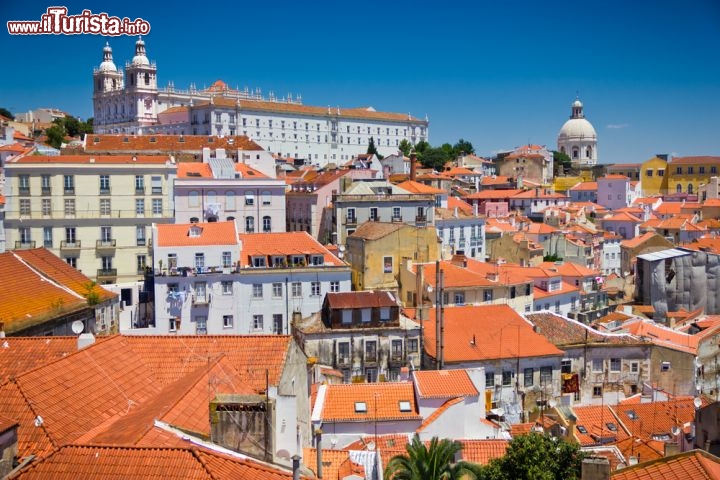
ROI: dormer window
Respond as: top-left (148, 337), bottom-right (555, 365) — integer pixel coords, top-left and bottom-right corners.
top-left (310, 255), bottom-right (324, 266)
top-left (272, 256), bottom-right (286, 267)
top-left (252, 256), bottom-right (266, 268)
top-left (380, 307), bottom-right (391, 321)
top-left (399, 401), bottom-right (411, 412)
top-left (291, 255), bottom-right (305, 266)
top-left (354, 402), bottom-right (367, 413)
top-left (189, 226), bottom-right (202, 237)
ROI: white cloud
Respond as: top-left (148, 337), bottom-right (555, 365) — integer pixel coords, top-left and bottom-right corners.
top-left (606, 123), bottom-right (630, 129)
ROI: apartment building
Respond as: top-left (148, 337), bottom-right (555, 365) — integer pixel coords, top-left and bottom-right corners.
top-left (3, 153), bottom-right (176, 283)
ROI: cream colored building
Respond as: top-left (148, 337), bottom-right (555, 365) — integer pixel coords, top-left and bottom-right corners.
top-left (3, 153), bottom-right (176, 283)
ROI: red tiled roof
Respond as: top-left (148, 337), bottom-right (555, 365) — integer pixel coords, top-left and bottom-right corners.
top-left (156, 222), bottom-right (238, 247)
top-left (570, 181), bottom-right (598, 191)
top-left (458, 439), bottom-right (509, 465)
top-left (413, 370), bottom-right (479, 398)
top-left (572, 404), bottom-right (629, 446)
top-left (303, 448), bottom-right (365, 480)
top-left (396, 180), bottom-right (445, 194)
top-left (465, 189), bottom-right (522, 200)
top-left (0, 337), bottom-right (83, 383)
top-left (614, 398), bottom-right (700, 444)
top-left (620, 232), bottom-right (666, 249)
top-left (11, 444), bottom-right (296, 479)
top-left (511, 190), bottom-right (568, 199)
top-left (238, 232), bottom-right (345, 267)
top-left (610, 449), bottom-right (720, 479)
top-left (318, 382), bottom-right (421, 422)
top-left (412, 305), bottom-right (564, 362)
top-left (600, 174), bottom-right (631, 180)
top-left (670, 156), bottom-right (720, 165)
top-left (86, 134), bottom-right (264, 152)
top-left (325, 291), bottom-right (397, 309)
top-left (525, 312), bottom-right (641, 347)
top-left (177, 161), bottom-right (268, 179)
top-left (481, 175), bottom-right (511, 185)
top-left (446, 196), bottom-right (474, 215)
top-left (197, 96), bottom-right (426, 123)
top-left (533, 281), bottom-right (580, 299)
top-left (602, 212), bottom-right (642, 223)
top-left (0, 249), bottom-right (117, 334)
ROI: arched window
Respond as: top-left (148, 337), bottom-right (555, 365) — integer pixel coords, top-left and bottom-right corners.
top-left (560, 146), bottom-right (566, 154)
top-left (245, 216), bottom-right (255, 233)
top-left (572, 147), bottom-right (579, 159)
top-left (190, 217), bottom-right (199, 223)
top-left (189, 191), bottom-right (199, 207)
top-left (586, 146), bottom-right (592, 158)
top-left (676, 184), bottom-right (682, 193)
top-left (263, 216), bottom-right (272, 233)
top-left (688, 184), bottom-right (694, 194)
top-left (206, 190), bottom-right (217, 205)
top-left (144, 72), bottom-right (150, 85)
top-left (226, 216), bottom-right (235, 221)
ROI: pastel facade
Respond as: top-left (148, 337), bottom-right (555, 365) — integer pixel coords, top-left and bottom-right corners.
top-left (3, 153), bottom-right (176, 284)
top-left (640, 156), bottom-right (669, 196)
top-left (597, 175), bottom-right (631, 211)
top-left (668, 156), bottom-right (720, 195)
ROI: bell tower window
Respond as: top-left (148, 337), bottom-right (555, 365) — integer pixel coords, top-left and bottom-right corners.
top-left (144, 72), bottom-right (150, 85)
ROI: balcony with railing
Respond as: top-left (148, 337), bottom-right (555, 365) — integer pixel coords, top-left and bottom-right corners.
top-left (99, 187), bottom-right (111, 195)
top-left (64, 187), bottom-right (75, 195)
top-left (135, 186), bottom-right (145, 195)
top-left (415, 214), bottom-right (427, 224)
top-left (97, 268), bottom-right (117, 281)
top-left (391, 215), bottom-right (403, 222)
top-left (96, 239), bottom-right (117, 251)
top-left (192, 293), bottom-right (212, 307)
top-left (60, 240), bottom-right (81, 251)
top-left (15, 240), bottom-right (36, 250)
top-left (19, 187), bottom-right (30, 196)
top-left (336, 355), bottom-right (351, 368)
top-left (364, 351), bottom-right (378, 365)
top-left (41, 187), bottom-right (51, 196)
top-left (389, 352), bottom-right (405, 366)
top-left (345, 215), bottom-right (357, 226)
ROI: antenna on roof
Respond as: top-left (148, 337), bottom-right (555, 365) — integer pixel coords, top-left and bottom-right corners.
top-left (71, 320), bottom-right (84, 335)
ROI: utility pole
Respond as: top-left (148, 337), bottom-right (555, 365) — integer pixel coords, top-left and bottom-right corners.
top-left (435, 261), bottom-right (444, 370)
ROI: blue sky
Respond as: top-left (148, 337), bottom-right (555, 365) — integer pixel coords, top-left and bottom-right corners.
top-left (1, 0), bottom-right (719, 163)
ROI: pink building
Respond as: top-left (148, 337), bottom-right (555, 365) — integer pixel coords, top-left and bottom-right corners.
top-left (597, 174), bottom-right (631, 211)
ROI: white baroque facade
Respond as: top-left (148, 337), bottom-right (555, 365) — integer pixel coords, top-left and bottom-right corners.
top-left (557, 97), bottom-right (598, 166)
top-left (93, 39), bottom-right (428, 165)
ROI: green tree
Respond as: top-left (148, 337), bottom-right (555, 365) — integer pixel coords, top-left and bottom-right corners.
top-left (481, 433), bottom-right (584, 480)
top-left (367, 136), bottom-right (383, 160)
top-left (398, 139), bottom-right (412, 156)
top-left (385, 434), bottom-right (484, 480)
top-left (45, 124), bottom-right (66, 149)
top-left (453, 138), bottom-right (475, 156)
top-left (543, 253), bottom-right (563, 262)
top-left (0, 107), bottom-right (14, 120)
top-left (553, 150), bottom-right (572, 175)
top-left (419, 146), bottom-right (451, 171)
top-left (413, 140), bottom-right (430, 155)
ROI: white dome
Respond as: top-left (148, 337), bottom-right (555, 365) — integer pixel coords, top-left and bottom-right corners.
top-left (98, 59), bottom-right (117, 72)
top-left (558, 118), bottom-right (596, 140)
top-left (572, 99), bottom-right (583, 108)
top-left (131, 54), bottom-right (149, 66)
top-left (131, 37), bottom-right (149, 66)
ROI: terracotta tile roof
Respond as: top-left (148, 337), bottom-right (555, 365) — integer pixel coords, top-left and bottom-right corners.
top-left (396, 180), bottom-right (445, 194)
top-left (610, 449), bottom-right (720, 479)
top-left (509, 423), bottom-right (535, 436)
top-left (0, 142), bottom-right (30, 152)
top-left (465, 189), bottom-right (522, 200)
top-left (416, 397), bottom-right (464, 432)
top-left (525, 223), bottom-right (559, 234)
top-left (570, 181), bottom-right (598, 191)
top-left (633, 197), bottom-right (661, 206)
top-left (612, 436), bottom-right (664, 464)
top-left (525, 312), bottom-right (641, 347)
top-left (533, 281), bottom-right (580, 299)
top-left (0, 414), bottom-right (18, 434)
top-left (670, 155), bottom-right (720, 165)
top-left (446, 196), bottom-right (474, 215)
top-left (318, 382), bottom-right (421, 422)
top-left (198, 96), bottom-right (426, 123)
top-left (156, 221), bottom-right (239, 247)
top-left (600, 174), bottom-right (631, 180)
top-left (0, 336), bottom-right (82, 383)
top-left (86, 134), bottom-right (263, 152)
top-left (480, 175), bottom-right (511, 185)
top-left (8, 154), bottom-right (172, 165)
top-left (685, 237), bottom-right (720, 254)
top-left (347, 221), bottom-right (405, 240)
top-left (511, 190), bottom-right (568, 199)
top-left (0, 249), bottom-right (117, 334)
top-left (177, 161), bottom-right (268, 179)
top-left (11, 444), bottom-right (296, 479)
top-left (418, 261), bottom-right (495, 288)
top-left (622, 320), bottom-right (697, 354)
top-left (613, 398), bottom-right (699, 444)
top-left (620, 232), bottom-right (663, 249)
top-left (416, 172), bottom-right (452, 181)
top-left (303, 448), bottom-right (365, 479)
top-left (325, 291), bottom-right (397, 309)
top-left (444, 167), bottom-right (479, 177)
top-left (344, 433), bottom-right (411, 457)
top-left (602, 212), bottom-right (643, 223)
top-left (134, 425), bottom-right (192, 448)
top-left (413, 370), bottom-right (479, 398)
top-left (412, 305), bottom-right (564, 363)
top-left (571, 404), bottom-right (629, 446)
top-left (458, 439), bottom-right (509, 465)
top-left (239, 232), bottom-right (345, 267)
top-left (655, 203), bottom-right (683, 215)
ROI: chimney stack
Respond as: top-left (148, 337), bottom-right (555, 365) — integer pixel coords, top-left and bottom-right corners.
top-left (410, 152), bottom-right (417, 181)
top-left (581, 457), bottom-right (610, 480)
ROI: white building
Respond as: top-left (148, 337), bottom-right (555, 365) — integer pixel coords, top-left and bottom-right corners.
top-left (601, 234), bottom-right (622, 276)
top-left (557, 97), bottom-right (598, 166)
top-left (148, 224), bottom-right (351, 336)
top-left (174, 149), bottom-right (286, 234)
top-left (92, 39), bottom-right (428, 165)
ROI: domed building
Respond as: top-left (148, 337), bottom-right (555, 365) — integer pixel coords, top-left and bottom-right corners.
top-left (557, 97), bottom-right (597, 166)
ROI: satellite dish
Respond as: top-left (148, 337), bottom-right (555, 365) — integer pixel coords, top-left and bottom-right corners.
top-left (366, 441), bottom-right (376, 451)
top-left (71, 320), bottom-right (84, 335)
top-left (338, 245), bottom-right (346, 252)
top-left (694, 397), bottom-right (703, 409)
top-left (671, 426), bottom-right (681, 436)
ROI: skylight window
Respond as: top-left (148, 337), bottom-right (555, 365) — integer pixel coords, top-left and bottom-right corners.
top-left (399, 401), bottom-right (411, 412)
top-left (626, 410), bottom-right (638, 420)
top-left (576, 425), bottom-right (588, 434)
top-left (606, 422), bottom-right (617, 432)
top-left (354, 402), bottom-right (367, 413)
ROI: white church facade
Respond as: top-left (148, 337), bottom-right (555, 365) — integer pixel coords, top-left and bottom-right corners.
top-left (92, 38), bottom-right (429, 165)
top-left (557, 97), bottom-right (598, 166)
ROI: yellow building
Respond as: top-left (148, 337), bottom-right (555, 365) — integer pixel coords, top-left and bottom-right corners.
top-left (668, 156), bottom-right (720, 195)
top-left (4, 154), bottom-right (177, 284)
top-left (553, 175), bottom-right (584, 193)
top-left (640, 156), bottom-right (669, 195)
top-left (345, 222), bottom-right (439, 291)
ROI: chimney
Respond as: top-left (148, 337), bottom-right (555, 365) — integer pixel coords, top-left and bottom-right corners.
top-left (450, 252), bottom-right (468, 268)
top-left (410, 152), bottom-right (417, 181)
top-left (664, 442), bottom-right (680, 457)
top-left (622, 305), bottom-right (633, 315)
top-left (315, 429), bottom-right (323, 479)
top-left (77, 333), bottom-right (95, 350)
top-left (292, 455), bottom-right (301, 480)
top-left (581, 457), bottom-right (610, 480)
